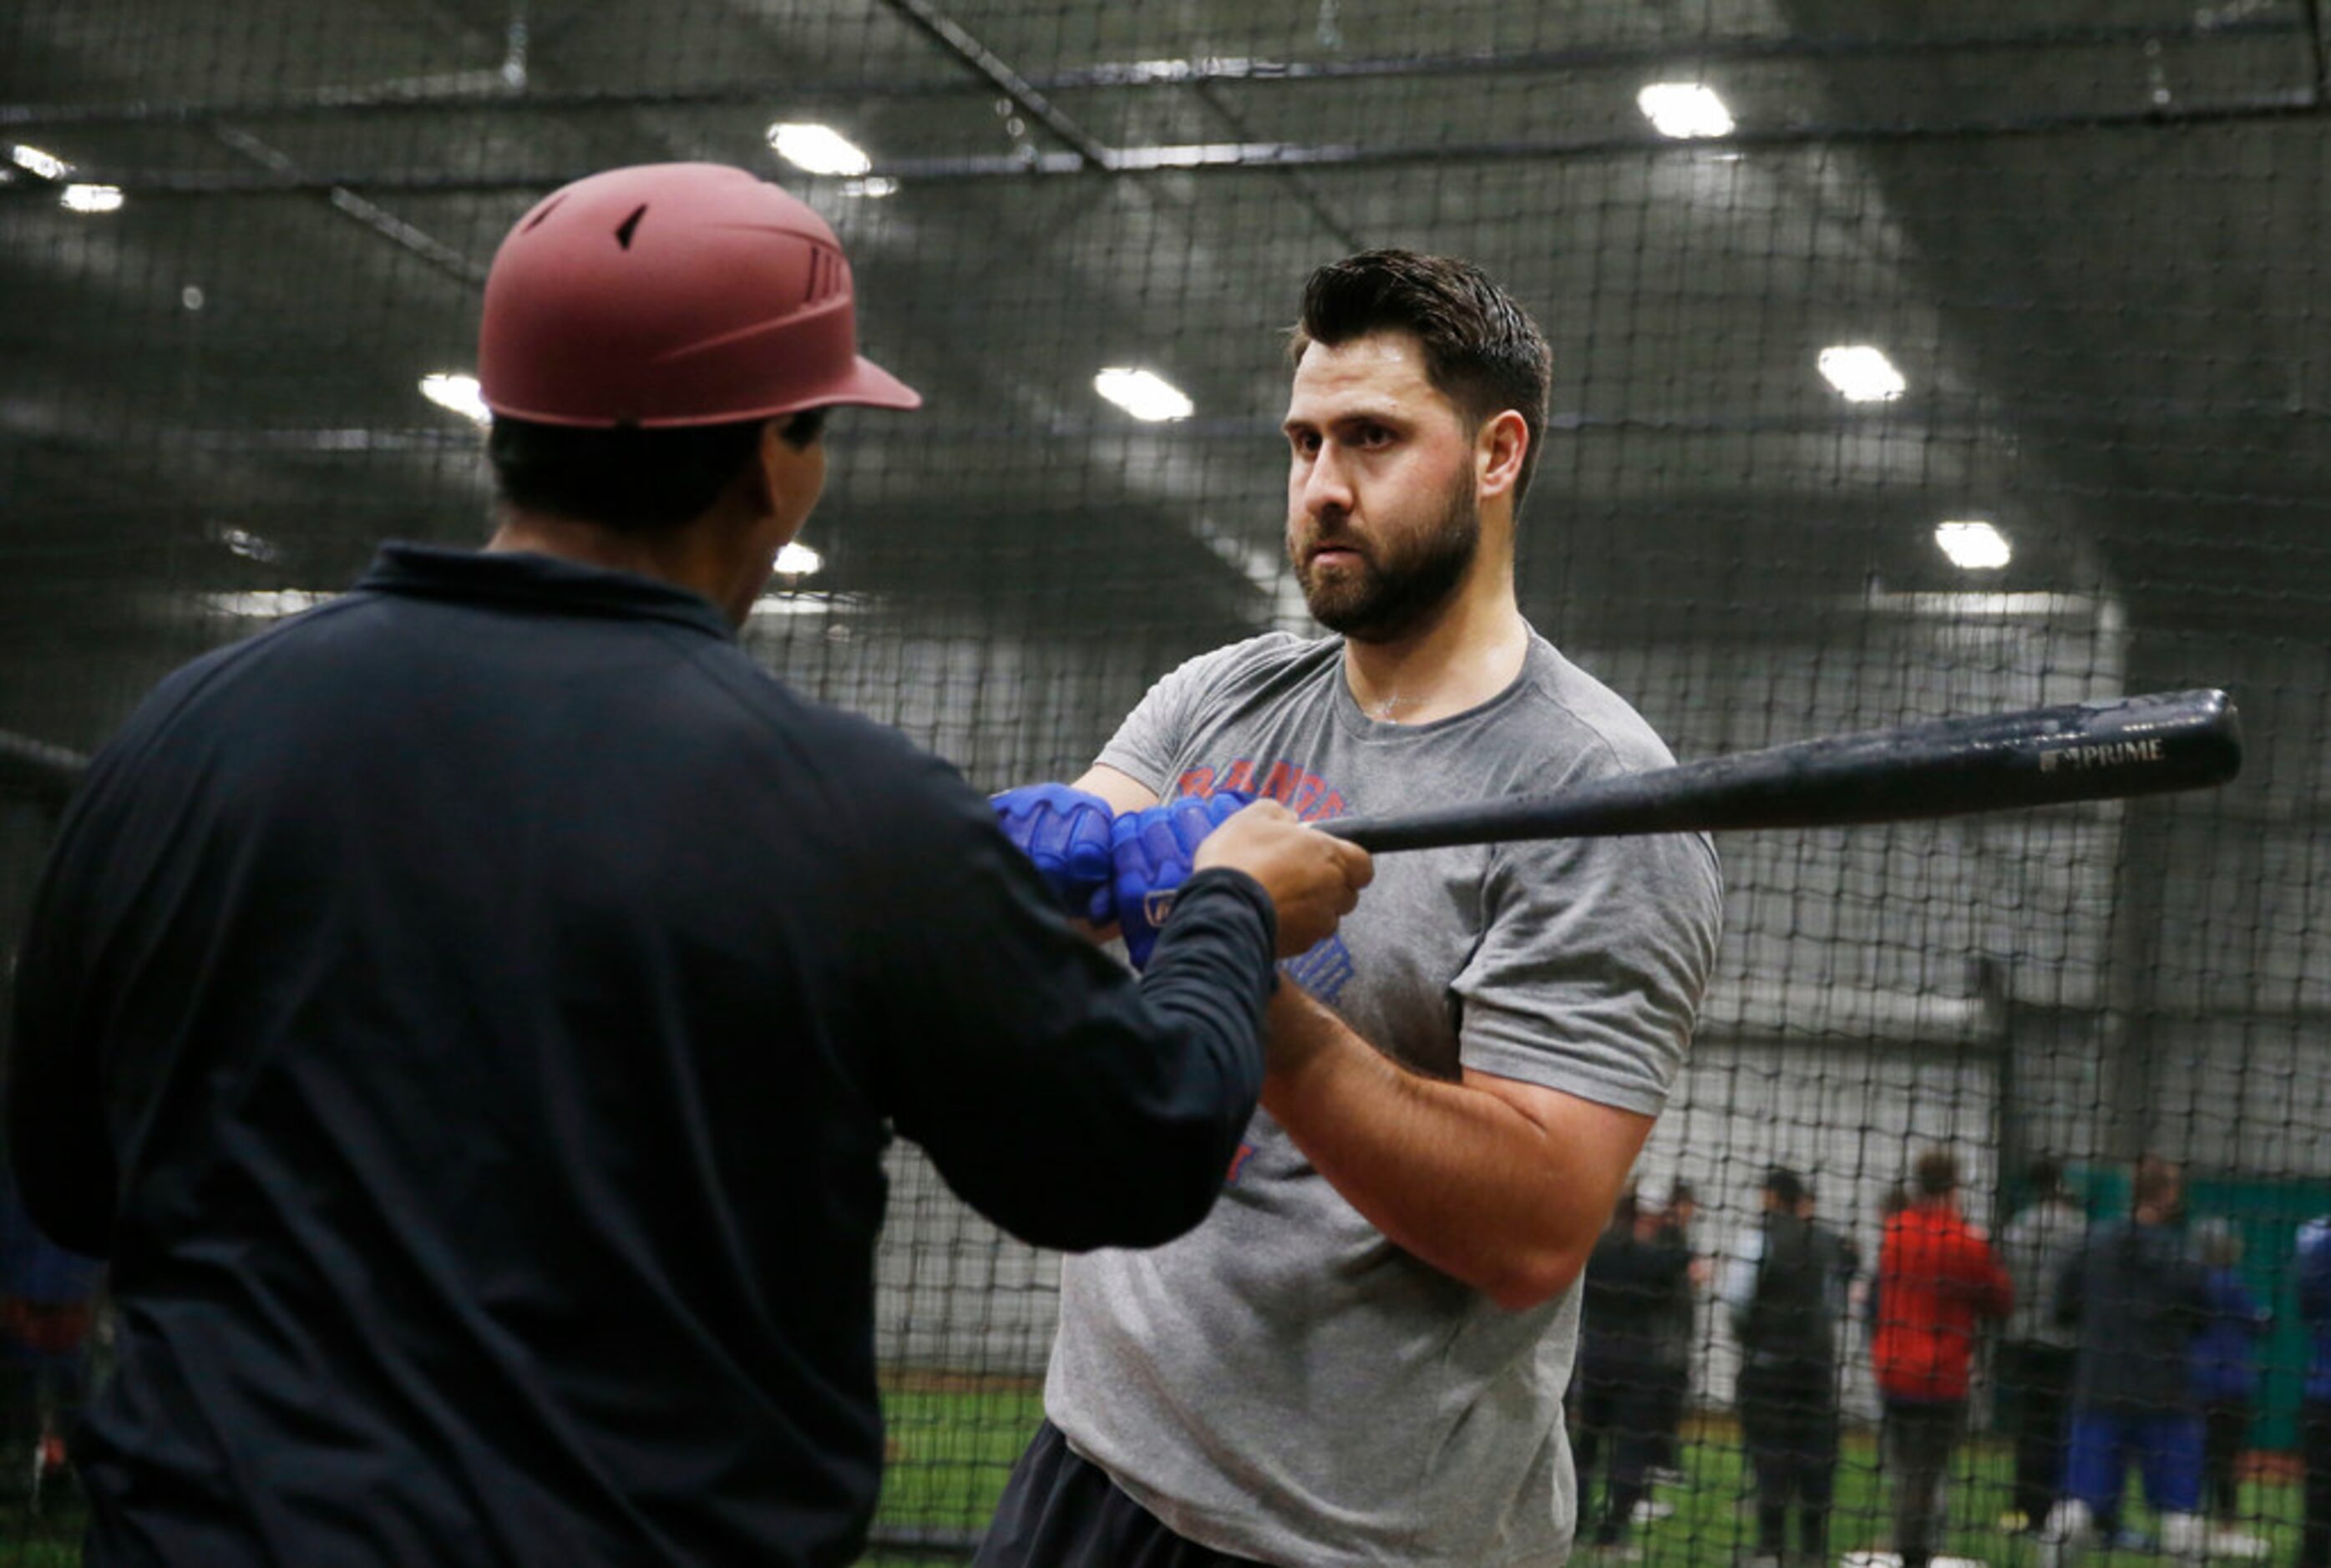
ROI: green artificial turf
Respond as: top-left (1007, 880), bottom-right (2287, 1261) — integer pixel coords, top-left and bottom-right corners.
top-left (864, 1392), bottom-right (2311, 1566)
top-left (0, 1399), bottom-right (2300, 1566)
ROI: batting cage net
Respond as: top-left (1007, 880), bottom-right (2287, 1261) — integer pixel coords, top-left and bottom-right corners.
top-left (3, 3), bottom-right (2328, 1564)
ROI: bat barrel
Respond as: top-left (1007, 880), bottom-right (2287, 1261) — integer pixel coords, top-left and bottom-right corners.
top-left (0, 728), bottom-right (87, 812)
top-left (1321, 689), bottom-right (2242, 853)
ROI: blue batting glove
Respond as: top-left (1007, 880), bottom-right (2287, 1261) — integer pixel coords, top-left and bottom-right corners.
top-left (1110, 791), bottom-right (1254, 969)
top-left (992, 783), bottom-right (1117, 923)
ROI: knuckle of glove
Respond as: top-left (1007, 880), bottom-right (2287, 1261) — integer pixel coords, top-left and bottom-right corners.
top-left (993, 782), bottom-right (1114, 908)
top-left (1103, 791), bottom-right (1257, 968)
top-left (1109, 794), bottom-right (1224, 967)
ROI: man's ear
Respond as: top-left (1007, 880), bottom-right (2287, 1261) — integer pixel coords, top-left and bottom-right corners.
top-left (1476, 409), bottom-right (1529, 501)
top-left (742, 418), bottom-right (788, 518)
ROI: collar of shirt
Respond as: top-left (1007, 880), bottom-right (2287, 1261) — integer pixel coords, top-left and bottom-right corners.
top-left (354, 542), bottom-right (736, 641)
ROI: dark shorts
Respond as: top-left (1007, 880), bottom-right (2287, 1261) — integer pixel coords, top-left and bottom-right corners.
top-left (974, 1419), bottom-right (1268, 1568)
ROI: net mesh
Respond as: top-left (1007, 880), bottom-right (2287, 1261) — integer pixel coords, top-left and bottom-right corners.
top-left (3, 2), bottom-right (2328, 1562)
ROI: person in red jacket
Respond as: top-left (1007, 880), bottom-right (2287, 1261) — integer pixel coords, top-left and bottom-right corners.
top-left (1872, 1148), bottom-right (2014, 1568)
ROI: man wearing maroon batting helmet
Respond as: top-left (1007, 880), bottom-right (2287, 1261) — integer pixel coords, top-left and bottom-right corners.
top-left (6, 163), bottom-right (1367, 1567)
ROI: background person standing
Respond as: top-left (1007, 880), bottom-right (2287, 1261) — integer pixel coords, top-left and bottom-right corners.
top-left (1723, 1166), bottom-right (1853, 1568)
top-left (2189, 1219), bottom-right (2268, 1558)
top-left (1871, 1149), bottom-right (2012, 1568)
top-left (1995, 1157), bottom-right (2090, 1535)
top-left (2038, 1156), bottom-right (2212, 1568)
top-left (1575, 1186), bottom-right (1696, 1552)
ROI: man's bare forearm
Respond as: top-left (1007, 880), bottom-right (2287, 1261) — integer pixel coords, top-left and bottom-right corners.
top-left (1260, 985), bottom-right (1650, 1311)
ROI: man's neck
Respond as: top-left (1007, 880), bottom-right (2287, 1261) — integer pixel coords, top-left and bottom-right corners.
top-left (488, 508), bottom-right (742, 623)
top-left (1340, 554), bottom-right (1528, 726)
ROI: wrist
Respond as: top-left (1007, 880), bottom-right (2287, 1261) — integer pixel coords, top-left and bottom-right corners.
top-left (1261, 983), bottom-right (1343, 1092)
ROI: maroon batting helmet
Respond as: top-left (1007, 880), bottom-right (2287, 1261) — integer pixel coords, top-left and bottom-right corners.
top-left (478, 162), bottom-right (920, 428)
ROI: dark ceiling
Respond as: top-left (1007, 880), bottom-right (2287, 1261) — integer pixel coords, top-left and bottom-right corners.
top-left (3, 0), bottom-right (2327, 756)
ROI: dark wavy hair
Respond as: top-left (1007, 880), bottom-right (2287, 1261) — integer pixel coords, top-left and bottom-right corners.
top-left (1290, 249), bottom-right (1553, 509)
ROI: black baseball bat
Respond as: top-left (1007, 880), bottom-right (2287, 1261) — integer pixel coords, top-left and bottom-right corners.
top-left (0, 728), bottom-right (87, 814)
top-left (1317, 689), bottom-right (2242, 854)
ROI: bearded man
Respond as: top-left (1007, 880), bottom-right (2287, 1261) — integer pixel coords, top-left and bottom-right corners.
top-left (975, 250), bottom-right (1723, 1568)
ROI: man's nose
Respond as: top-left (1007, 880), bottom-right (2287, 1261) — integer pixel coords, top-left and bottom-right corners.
top-left (1300, 446), bottom-right (1356, 517)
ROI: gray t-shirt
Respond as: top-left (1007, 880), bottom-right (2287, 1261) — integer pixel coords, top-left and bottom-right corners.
top-left (1998, 1196), bottom-right (2088, 1348)
top-left (1046, 630), bottom-right (1723, 1567)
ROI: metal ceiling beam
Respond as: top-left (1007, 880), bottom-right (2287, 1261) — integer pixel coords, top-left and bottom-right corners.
top-left (872, 0), bottom-right (1109, 169)
top-left (209, 125), bottom-right (488, 286)
top-left (0, 731), bottom-right (87, 812)
top-left (28, 86), bottom-right (2324, 195)
top-left (4, 13), bottom-right (2309, 127)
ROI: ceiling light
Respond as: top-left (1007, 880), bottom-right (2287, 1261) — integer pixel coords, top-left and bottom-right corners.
top-left (1094, 367), bottom-right (1194, 422)
top-left (202, 589), bottom-right (334, 619)
top-left (10, 144), bottom-right (73, 180)
top-left (59, 183), bottom-right (124, 214)
top-left (768, 124), bottom-right (872, 177)
top-left (839, 177), bottom-right (899, 199)
top-left (1934, 520), bottom-right (2011, 570)
top-left (1637, 83), bottom-right (1735, 139)
top-left (418, 372), bottom-right (490, 425)
top-left (219, 528), bottom-right (280, 563)
top-left (1817, 344), bottom-right (1907, 402)
top-left (751, 590), bottom-right (873, 618)
top-left (774, 541), bottom-right (823, 575)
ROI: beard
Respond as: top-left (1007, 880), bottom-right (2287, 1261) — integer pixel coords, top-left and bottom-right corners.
top-left (1291, 473), bottom-right (1481, 645)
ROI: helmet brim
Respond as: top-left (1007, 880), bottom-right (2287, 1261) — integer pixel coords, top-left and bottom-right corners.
top-left (822, 353), bottom-right (921, 412)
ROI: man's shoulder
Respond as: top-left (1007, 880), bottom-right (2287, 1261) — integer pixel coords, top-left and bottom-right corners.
top-left (1163, 630), bottom-right (1339, 698)
top-left (80, 596), bottom-right (380, 772)
top-left (683, 646), bottom-right (955, 790)
top-left (1511, 635), bottom-right (1681, 779)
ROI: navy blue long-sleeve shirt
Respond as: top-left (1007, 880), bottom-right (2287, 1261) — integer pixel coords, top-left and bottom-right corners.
top-left (5, 544), bottom-right (1279, 1567)
top-left (2058, 1217), bottom-right (2211, 1417)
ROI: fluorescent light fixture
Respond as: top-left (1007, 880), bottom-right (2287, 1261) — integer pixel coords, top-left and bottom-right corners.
top-left (774, 541), bottom-right (823, 575)
top-left (839, 176), bottom-right (899, 199)
top-left (751, 590), bottom-right (874, 618)
top-left (10, 144), bottom-right (73, 180)
top-left (1934, 519), bottom-right (2011, 570)
top-left (768, 124), bottom-right (872, 177)
top-left (1637, 83), bottom-right (1735, 139)
top-left (418, 372), bottom-right (490, 425)
top-left (1817, 344), bottom-right (1907, 402)
top-left (60, 183), bottom-right (124, 214)
top-left (1093, 367), bottom-right (1194, 422)
top-left (219, 528), bottom-right (280, 563)
top-left (202, 589), bottom-right (333, 619)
